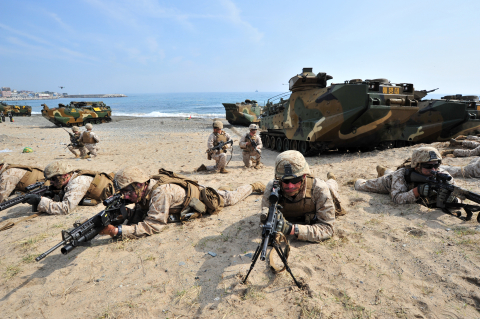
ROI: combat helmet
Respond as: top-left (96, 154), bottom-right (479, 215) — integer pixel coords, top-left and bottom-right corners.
top-left (213, 120), bottom-right (223, 129)
top-left (44, 161), bottom-right (73, 179)
top-left (275, 150), bottom-right (311, 180)
top-left (411, 147), bottom-right (442, 168)
top-left (72, 126), bottom-right (80, 132)
top-left (114, 166), bottom-right (150, 190)
top-left (85, 123), bottom-right (93, 130)
top-left (249, 124), bottom-right (259, 130)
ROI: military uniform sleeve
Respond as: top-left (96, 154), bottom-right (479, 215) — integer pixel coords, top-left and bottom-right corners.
top-left (37, 175), bottom-right (93, 215)
top-left (297, 179), bottom-right (335, 242)
top-left (122, 184), bottom-right (186, 238)
top-left (255, 135), bottom-right (263, 149)
top-left (390, 169), bottom-right (417, 204)
top-left (239, 135), bottom-right (247, 149)
top-left (0, 168), bottom-right (27, 203)
top-left (207, 133), bottom-right (215, 149)
top-left (90, 132), bottom-right (100, 143)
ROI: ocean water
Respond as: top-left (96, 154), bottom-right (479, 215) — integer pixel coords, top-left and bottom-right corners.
top-left (22, 92), bottom-right (284, 118)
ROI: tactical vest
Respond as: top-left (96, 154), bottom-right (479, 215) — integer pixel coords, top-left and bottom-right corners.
top-left (243, 133), bottom-right (256, 152)
top-left (278, 176), bottom-right (316, 221)
top-left (55, 170), bottom-right (114, 205)
top-left (214, 131), bottom-right (228, 146)
top-left (82, 132), bottom-right (96, 144)
top-left (133, 168), bottom-right (225, 223)
top-left (6, 164), bottom-right (45, 192)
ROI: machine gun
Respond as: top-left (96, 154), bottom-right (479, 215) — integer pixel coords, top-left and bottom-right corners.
top-left (208, 139), bottom-right (233, 153)
top-left (35, 193), bottom-right (127, 262)
top-left (243, 181), bottom-right (301, 288)
top-left (246, 134), bottom-right (261, 155)
top-left (63, 128), bottom-right (84, 148)
top-left (0, 182), bottom-right (52, 212)
top-left (406, 170), bottom-right (480, 222)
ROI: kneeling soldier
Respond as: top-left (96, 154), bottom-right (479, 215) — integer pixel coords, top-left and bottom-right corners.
top-left (240, 124), bottom-right (262, 168)
top-left (99, 167), bottom-right (266, 238)
top-left (80, 123), bottom-right (100, 159)
top-left (197, 120), bottom-right (232, 174)
top-left (67, 126), bottom-right (87, 159)
top-left (22, 161), bottom-right (114, 214)
top-left (261, 151), bottom-right (344, 243)
top-left (0, 156), bottom-right (45, 203)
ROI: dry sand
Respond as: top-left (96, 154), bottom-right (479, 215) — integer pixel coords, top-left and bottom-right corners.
top-left (0, 115), bottom-right (479, 319)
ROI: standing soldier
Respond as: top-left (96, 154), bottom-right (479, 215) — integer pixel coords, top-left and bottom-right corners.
top-left (0, 156), bottom-right (45, 203)
top-left (8, 111), bottom-right (13, 122)
top-left (80, 123), bottom-right (100, 159)
top-left (197, 120), bottom-right (232, 174)
top-left (240, 124), bottom-right (262, 168)
top-left (1, 111), bottom-right (5, 123)
top-left (99, 167), bottom-right (266, 238)
top-left (67, 126), bottom-right (87, 159)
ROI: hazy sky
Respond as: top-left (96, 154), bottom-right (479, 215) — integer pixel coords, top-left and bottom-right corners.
top-left (1, 0), bottom-right (479, 94)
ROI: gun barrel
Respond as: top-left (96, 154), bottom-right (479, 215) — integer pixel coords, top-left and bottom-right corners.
top-left (260, 232), bottom-right (270, 261)
top-left (35, 240), bottom-right (66, 262)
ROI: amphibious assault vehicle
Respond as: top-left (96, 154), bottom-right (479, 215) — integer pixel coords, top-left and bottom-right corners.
top-left (41, 101), bottom-right (112, 127)
top-left (222, 99), bottom-right (262, 126)
top-left (260, 68), bottom-right (420, 155)
top-left (0, 102), bottom-right (32, 116)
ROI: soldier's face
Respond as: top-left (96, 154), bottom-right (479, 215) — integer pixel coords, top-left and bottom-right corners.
top-left (281, 176), bottom-right (304, 196)
top-left (50, 173), bottom-right (71, 189)
top-left (418, 161), bottom-right (440, 176)
top-left (249, 130), bottom-right (257, 136)
top-left (121, 183), bottom-right (144, 203)
top-left (213, 128), bottom-right (221, 134)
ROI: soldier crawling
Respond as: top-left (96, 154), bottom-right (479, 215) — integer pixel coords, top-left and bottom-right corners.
top-left (21, 161), bottom-right (114, 215)
top-left (67, 126), bottom-right (87, 159)
top-left (80, 123), bottom-right (100, 159)
top-left (99, 166), bottom-right (266, 238)
top-left (197, 120), bottom-right (232, 174)
top-left (0, 156), bottom-right (45, 203)
top-left (239, 124), bottom-right (262, 168)
top-left (355, 147), bottom-right (459, 206)
top-left (261, 151), bottom-right (345, 243)
top-left (442, 135), bottom-right (480, 158)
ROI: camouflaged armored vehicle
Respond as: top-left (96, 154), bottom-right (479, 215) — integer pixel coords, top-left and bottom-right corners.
top-left (401, 94), bottom-right (480, 143)
top-left (0, 101), bottom-right (32, 116)
top-left (222, 99), bottom-right (262, 126)
top-left (41, 101), bottom-right (112, 127)
top-left (259, 68), bottom-right (420, 155)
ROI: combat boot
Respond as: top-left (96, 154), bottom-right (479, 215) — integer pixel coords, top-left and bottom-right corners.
top-left (220, 168), bottom-right (229, 174)
top-left (449, 138), bottom-right (462, 147)
top-left (251, 182), bottom-right (266, 193)
top-left (441, 150), bottom-right (454, 157)
top-left (197, 164), bottom-right (207, 172)
top-left (376, 165), bottom-right (388, 177)
top-left (74, 154), bottom-right (80, 158)
top-left (82, 154), bottom-right (91, 159)
top-left (327, 172), bottom-right (336, 180)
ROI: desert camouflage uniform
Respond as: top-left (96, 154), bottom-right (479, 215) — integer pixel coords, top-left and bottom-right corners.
top-left (122, 181), bottom-right (253, 238)
top-left (262, 178), bottom-right (337, 242)
top-left (80, 131), bottom-right (100, 157)
top-left (355, 168), bottom-right (455, 204)
top-left (239, 133), bottom-right (262, 167)
top-left (441, 157), bottom-right (480, 178)
top-left (453, 141), bottom-right (480, 157)
top-left (206, 131), bottom-right (232, 171)
top-left (0, 164), bottom-right (28, 202)
top-left (37, 173), bottom-right (93, 215)
top-left (67, 132), bottom-right (87, 157)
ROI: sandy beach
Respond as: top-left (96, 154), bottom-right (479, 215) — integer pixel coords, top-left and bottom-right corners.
top-left (0, 115), bottom-right (479, 319)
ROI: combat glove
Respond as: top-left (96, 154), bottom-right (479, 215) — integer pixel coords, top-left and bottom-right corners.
top-left (275, 212), bottom-right (292, 236)
top-left (22, 194), bottom-right (41, 207)
top-left (417, 184), bottom-right (435, 198)
top-left (437, 188), bottom-right (457, 204)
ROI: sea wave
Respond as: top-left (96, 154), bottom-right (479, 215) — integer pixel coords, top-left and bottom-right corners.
top-left (112, 111), bottom-right (224, 118)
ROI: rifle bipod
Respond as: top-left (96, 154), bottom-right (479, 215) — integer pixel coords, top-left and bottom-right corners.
top-left (243, 235), bottom-right (302, 288)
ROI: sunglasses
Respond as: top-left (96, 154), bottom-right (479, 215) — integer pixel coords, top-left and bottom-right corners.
top-left (421, 163), bottom-right (440, 169)
top-left (282, 176), bottom-right (303, 184)
top-left (120, 186), bottom-right (135, 196)
top-left (49, 175), bottom-right (62, 182)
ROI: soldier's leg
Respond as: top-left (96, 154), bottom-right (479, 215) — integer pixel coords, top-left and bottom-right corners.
top-left (442, 158), bottom-right (480, 178)
top-left (462, 141), bottom-right (480, 149)
top-left (252, 150), bottom-right (261, 167)
top-left (67, 145), bottom-right (79, 157)
top-left (0, 170), bottom-right (27, 202)
top-left (79, 146), bottom-right (88, 158)
top-left (86, 144), bottom-right (97, 157)
top-left (242, 152), bottom-right (252, 167)
top-left (216, 153), bottom-right (227, 170)
top-left (217, 184), bottom-right (253, 206)
top-left (355, 175), bottom-right (391, 194)
top-left (206, 153), bottom-right (225, 171)
top-left (453, 145), bottom-right (480, 157)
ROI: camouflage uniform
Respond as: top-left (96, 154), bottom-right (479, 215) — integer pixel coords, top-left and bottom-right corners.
top-left (239, 124), bottom-right (262, 168)
top-left (67, 128), bottom-right (87, 158)
top-left (0, 164), bottom-right (28, 203)
top-left (453, 141), bottom-right (480, 157)
top-left (122, 181), bottom-right (254, 239)
top-left (8, 112), bottom-right (12, 122)
top-left (441, 157), bottom-right (480, 178)
top-left (80, 124), bottom-right (100, 157)
top-left (0, 112), bottom-right (4, 122)
top-left (206, 131), bottom-right (232, 171)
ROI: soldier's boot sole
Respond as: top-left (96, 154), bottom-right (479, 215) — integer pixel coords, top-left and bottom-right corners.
top-left (251, 182), bottom-right (266, 193)
top-left (220, 168), bottom-right (229, 174)
top-left (327, 172), bottom-right (336, 180)
top-left (376, 165), bottom-right (388, 177)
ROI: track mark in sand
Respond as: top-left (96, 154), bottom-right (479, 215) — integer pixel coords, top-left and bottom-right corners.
top-left (462, 276), bottom-right (480, 287)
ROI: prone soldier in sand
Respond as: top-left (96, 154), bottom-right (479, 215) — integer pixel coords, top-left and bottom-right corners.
top-left (442, 136), bottom-right (480, 158)
top-left (440, 157), bottom-right (480, 178)
top-left (261, 151), bottom-right (345, 243)
top-left (21, 161), bottom-right (114, 215)
top-left (197, 120), bottom-right (232, 174)
top-left (80, 123), bottom-right (100, 159)
top-left (355, 147), bottom-right (459, 205)
top-left (67, 126), bottom-right (88, 159)
top-left (0, 156), bottom-right (45, 203)
top-left (99, 166), bottom-right (266, 238)
top-left (239, 124), bottom-right (262, 168)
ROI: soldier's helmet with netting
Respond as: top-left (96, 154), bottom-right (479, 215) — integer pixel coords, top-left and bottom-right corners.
top-left (114, 166), bottom-right (150, 190)
top-left (72, 126), bottom-right (80, 132)
top-left (85, 123), bottom-right (93, 130)
top-left (249, 124), bottom-right (259, 130)
top-left (274, 150), bottom-right (311, 180)
top-left (44, 161), bottom-right (73, 179)
top-left (411, 147), bottom-right (442, 168)
top-left (213, 120), bottom-right (223, 129)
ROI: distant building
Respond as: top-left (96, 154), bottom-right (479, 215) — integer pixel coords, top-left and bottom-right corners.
top-left (1, 91), bottom-right (12, 97)
top-left (1, 87), bottom-right (11, 92)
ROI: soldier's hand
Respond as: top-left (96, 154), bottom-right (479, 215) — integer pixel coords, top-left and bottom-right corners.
top-left (417, 184), bottom-right (435, 197)
top-left (275, 213), bottom-right (292, 236)
top-left (22, 194), bottom-right (41, 206)
top-left (246, 141), bottom-right (251, 146)
top-left (99, 224), bottom-right (118, 237)
top-left (437, 188), bottom-right (456, 203)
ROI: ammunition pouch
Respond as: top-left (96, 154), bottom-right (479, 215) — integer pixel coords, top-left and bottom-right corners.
top-left (7, 165), bottom-right (45, 192)
top-left (74, 170), bottom-right (115, 204)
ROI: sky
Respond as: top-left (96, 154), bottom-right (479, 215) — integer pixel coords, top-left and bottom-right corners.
top-left (1, 0), bottom-right (479, 94)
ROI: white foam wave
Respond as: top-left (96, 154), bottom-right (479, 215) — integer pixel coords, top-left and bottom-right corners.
top-left (112, 111), bottom-right (224, 118)
top-left (32, 111), bottom-right (41, 115)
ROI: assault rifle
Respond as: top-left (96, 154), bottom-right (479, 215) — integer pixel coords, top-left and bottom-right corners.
top-left (243, 180), bottom-right (301, 288)
top-left (63, 128), bottom-right (84, 148)
top-left (0, 182), bottom-right (52, 212)
top-left (246, 135), bottom-right (261, 155)
top-left (406, 169), bottom-right (480, 222)
top-left (208, 139), bottom-right (233, 153)
top-left (35, 193), bottom-right (127, 262)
